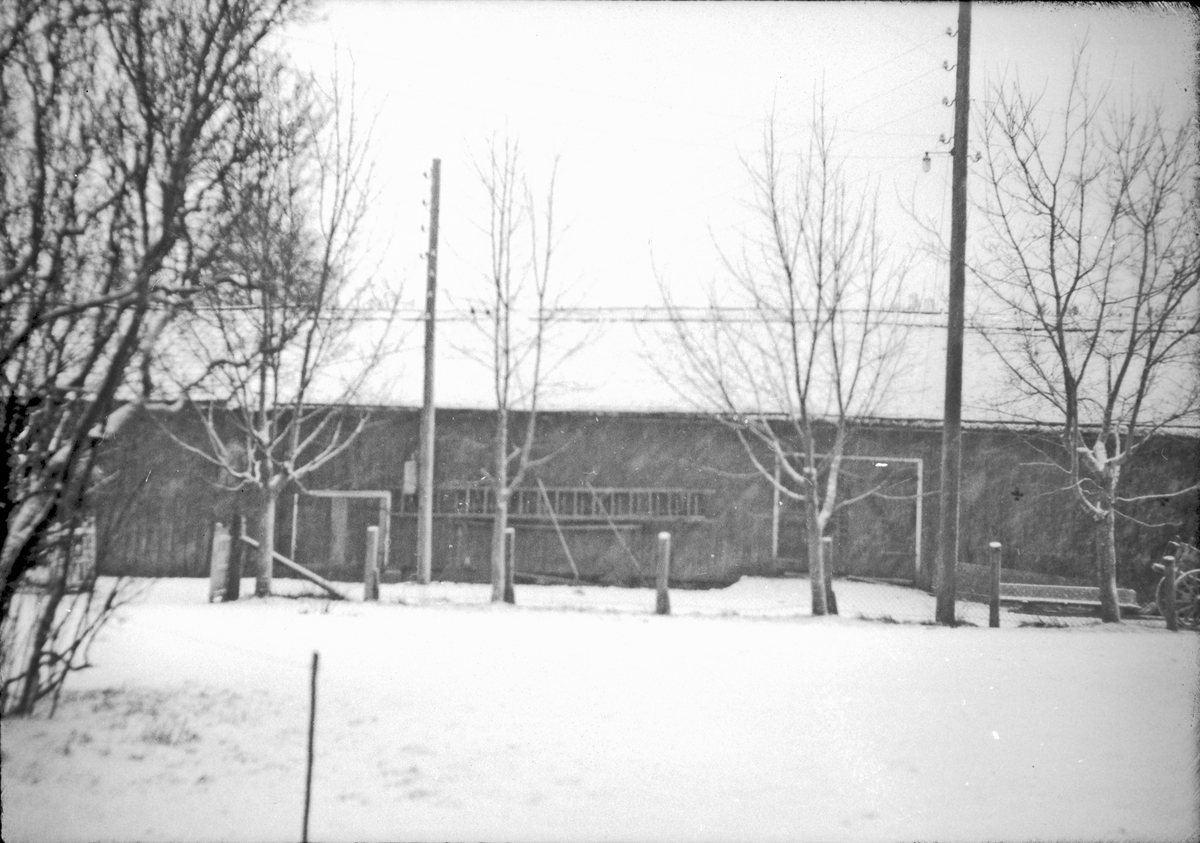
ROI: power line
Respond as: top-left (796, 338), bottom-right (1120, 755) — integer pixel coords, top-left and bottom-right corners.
top-left (175, 302), bottom-right (1197, 333)
top-left (825, 29), bottom-right (947, 95)
top-left (844, 64), bottom-right (945, 115)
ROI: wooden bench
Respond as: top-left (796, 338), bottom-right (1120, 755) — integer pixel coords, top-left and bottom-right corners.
top-left (999, 583), bottom-right (1141, 616)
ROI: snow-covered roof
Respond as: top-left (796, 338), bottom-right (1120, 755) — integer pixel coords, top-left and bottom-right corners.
top-left (369, 313), bottom-right (1198, 432)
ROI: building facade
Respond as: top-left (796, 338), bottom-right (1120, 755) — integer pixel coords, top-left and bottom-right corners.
top-left (93, 405), bottom-right (1199, 601)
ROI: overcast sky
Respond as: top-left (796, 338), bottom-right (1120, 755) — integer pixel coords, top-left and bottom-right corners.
top-left (280, 1), bottom-right (1198, 412)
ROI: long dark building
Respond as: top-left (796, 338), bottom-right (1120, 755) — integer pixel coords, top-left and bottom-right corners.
top-left (92, 404), bottom-right (1198, 602)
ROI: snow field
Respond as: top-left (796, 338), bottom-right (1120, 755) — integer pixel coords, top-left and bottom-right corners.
top-left (1, 576), bottom-right (1197, 843)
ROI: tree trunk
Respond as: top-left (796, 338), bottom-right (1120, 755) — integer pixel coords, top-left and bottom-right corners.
top-left (13, 565), bottom-right (68, 716)
top-left (807, 498), bottom-right (828, 615)
top-left (256, 489), bottom-right (277, 598)
top-left (2, 495), bottom-right (53, 603)
top-left (491, 495), bottom-right (508, 603)
top-left (490, 407), bottom-right (509, 603)
top-left (1095, 503), bottom-right (1121, 624)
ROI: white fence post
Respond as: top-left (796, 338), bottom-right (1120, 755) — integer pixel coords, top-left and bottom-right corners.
top-left (988, 541), bottom-right (1002, 628)
top-left (656, 532), bottom-right (671, 615)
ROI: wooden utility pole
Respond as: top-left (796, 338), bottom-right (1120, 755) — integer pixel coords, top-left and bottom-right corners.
top-left (416, 159), bottom-right (441, 585)
top-left (936, 1), bottom-right (972, 626)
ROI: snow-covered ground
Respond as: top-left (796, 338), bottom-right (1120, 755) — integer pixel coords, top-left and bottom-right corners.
top-left (2, 576), bottom-right (1197, 843)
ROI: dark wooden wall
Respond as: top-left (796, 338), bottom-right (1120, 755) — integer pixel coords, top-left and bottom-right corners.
top-left (92, 406), bottom-right (1199, 599)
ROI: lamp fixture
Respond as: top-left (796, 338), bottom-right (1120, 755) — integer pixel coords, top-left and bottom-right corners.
top-left (922, 147), bottom-right (978, 172)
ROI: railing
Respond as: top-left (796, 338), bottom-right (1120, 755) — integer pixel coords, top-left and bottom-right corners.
top-left (436, 485), bottom-right (712, 521)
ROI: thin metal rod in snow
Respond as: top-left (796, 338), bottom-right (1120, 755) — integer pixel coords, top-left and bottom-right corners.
top-left (656, 532), bottom-right (671, 615)
top-left (989, 542), bottom-right (1002, 628)
top-left (302, 650), bottom-right (318, 843)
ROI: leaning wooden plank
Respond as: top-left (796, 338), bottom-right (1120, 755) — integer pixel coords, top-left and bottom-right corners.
top-left (587, 482), bottom-right (643, 573)
top-left (238, 535), bottom-right (348, 600)
top-left (537, 478), bottom-right (581, 583)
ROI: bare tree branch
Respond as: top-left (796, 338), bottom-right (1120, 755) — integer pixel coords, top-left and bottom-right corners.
top-left (971, 44), bottom-right (1200, 621)
top-left (655, 94), bottom-right (912, 615)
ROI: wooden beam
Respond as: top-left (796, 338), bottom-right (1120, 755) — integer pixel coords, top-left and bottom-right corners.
top-left (537, 478), bottom-right (582, 583)
top-left (239, 535), bottom-right (348, 601)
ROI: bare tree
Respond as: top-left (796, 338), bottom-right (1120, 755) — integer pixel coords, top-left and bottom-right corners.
top-left (0, 0), bottom-right (298, 620)
top-left (158, 67), bottom-right (398, 597)
top-left (465, 136), bottom-right (571, 604)
top-left (659, 103), bottom-right (910, 615)
top-left (970, 50), bottom-right (1200, 622)
top-left (1, 521), bottom-right (138, 717)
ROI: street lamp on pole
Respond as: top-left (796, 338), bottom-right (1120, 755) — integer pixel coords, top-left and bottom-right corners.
top-left (922, 147), bottom-right (977, 173)
top-left (935, 0), bottom-right (973, 626)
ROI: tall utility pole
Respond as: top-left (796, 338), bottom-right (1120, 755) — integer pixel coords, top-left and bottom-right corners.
top-left (416, 159), bottom-right (441, 584)
top-left (935, 1), bottom-right (971, 626)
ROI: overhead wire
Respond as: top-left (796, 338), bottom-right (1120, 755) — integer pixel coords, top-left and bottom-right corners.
top-left (823, 28), bottom-right (948, 95)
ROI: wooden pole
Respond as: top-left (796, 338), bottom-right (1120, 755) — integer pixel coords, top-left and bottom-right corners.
top-left (771, 455), bottom-right (781, 559)
top-left (364, 526), bottom-right (380, 602)
top-left (935, 0), bottom-right (972, 626)
top-left (416, 158), bottom-right (442, 586)
top-left (1164, 555), bottom-right (1178, 632)
top-left (208, 523), bottom-right (228, 603)
top-left (378, 498), bottom-right (390, 573)
top-left (914, 459), bottom-right (924, 584)
top-left (503, 526), bottom-right (516, 604)
top-left (656, 531), bottom-right (671, 615)
top-left (302, 650), bottom-right (318, 843)
top-left (225, 514), bottom-right (244, 601)
top-left (988, 541), bottom-right (1002, 628)
top-left (822, 536), bottom-right (838, 615)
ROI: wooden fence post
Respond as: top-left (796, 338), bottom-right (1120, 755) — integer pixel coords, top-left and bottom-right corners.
top-left (363, 526), bottom-right (380, 602)
top-left (988, 541), bottom-right (1002, 628)
top-left (208, 523), bottom-right (229, 603)
top-left (822, 536), bottom-right (838, 615)
top-left (1164, 554), bottom-right (1178, 632)
top-left (503, 526), bottom-right (516, 604)
top-left (225, 514), bottom-right (244, 602)
top-left (656, 532), bottom-right (671, 615)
